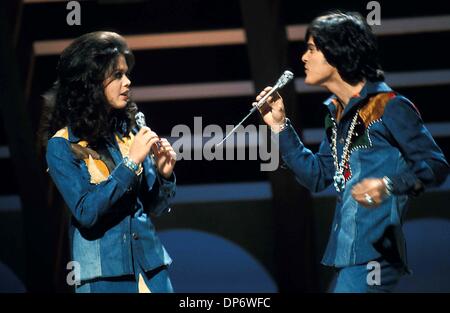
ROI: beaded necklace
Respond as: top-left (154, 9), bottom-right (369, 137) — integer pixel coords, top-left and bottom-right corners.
top-left (331, 109), bottom-right (360, 192)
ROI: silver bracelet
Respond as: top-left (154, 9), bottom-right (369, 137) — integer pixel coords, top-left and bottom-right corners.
top-left (270, 118), bottom-right (289, 133)
top-left (123, 156), bottom-right (140, 174)
top-left (382, 176), bottom-right (394, 196)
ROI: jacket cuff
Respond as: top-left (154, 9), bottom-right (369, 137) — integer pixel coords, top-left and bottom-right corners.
top-left (277, 120), bottom-right (304, 159)
top-left (389, 171), bottom-right (424, 196)
top-left (159, 173), bottom-right (176, 198)
top-left (111, 162), bottom-right (137, 193)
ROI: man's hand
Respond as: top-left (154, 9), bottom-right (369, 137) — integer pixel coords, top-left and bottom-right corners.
top-left (351, 178), bottom-right (388, 208)
top-left (252, 86), bottom-right (286, 131)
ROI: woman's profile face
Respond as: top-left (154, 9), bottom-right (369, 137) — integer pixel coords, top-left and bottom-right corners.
top-left (103, 54), bottom-right (131, 110)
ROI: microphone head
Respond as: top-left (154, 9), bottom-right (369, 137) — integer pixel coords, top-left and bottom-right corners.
top-left (135, 111), bottom-right (147, 129)
top-left (275, 70), bottom-right (294, 88)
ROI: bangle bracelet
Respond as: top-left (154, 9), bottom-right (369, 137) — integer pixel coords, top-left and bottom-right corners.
top-left (123, 156), bottom-right (140, 173)
top-left (271, 118), bottom-right (289, 133)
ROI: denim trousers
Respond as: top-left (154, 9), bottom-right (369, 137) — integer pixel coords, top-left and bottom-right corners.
top-left (76, 252), bottom-right (173, 293)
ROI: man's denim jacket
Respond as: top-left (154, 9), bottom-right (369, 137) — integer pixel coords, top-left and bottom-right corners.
top-left (46, 127), bottom-right (175, 281)
top-left (279, 81), bottom-right (449, 270)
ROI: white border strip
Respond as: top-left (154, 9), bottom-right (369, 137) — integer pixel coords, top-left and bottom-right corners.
top-left (132, 81), bottom-right (254, 102)
top-left (385, 69), bottom-right (450, 88)
top-left (33, 15), bottom-right (450, 55)
top-left (372, 15), bottom-right (450, 36)
top-left (33, 29), bottom-right (246, 55)
top-left (130, 69), bottom-right (450, 102)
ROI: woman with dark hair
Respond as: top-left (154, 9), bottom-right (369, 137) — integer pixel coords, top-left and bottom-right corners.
top-left (253, 11), bottom-right (449, 292)
top-left (42, 31), bottom-right (177, 293)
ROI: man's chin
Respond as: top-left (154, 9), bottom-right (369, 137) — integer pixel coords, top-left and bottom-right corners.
top-left (304, 77), bottom-right (322, 86)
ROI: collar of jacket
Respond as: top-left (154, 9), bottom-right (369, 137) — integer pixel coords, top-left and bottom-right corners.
top-left (66, 127), bottom-right (123, 150)
top-left (323, 80), bottom-right (393, 120)
top-left (67, 127), bottom-right (81, 143)
top-left (66, 117), bottom-right (130, 144)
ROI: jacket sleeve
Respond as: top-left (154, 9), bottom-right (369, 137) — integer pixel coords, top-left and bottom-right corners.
top-left (382, 96), bottom-right (450, 195)
top-left (139, 155), bottom-right (176, 217)
top-left (278, 120), bottom-right (335, 192)
top-left (46, 137), bottom-right (138, 228)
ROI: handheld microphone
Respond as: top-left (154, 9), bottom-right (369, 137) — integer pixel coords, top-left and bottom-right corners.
top-left (135, 111), bottom-right (161, 149)
top-left (216, 70), bottom-right (294, 147)
top-left (135, 111), bottom-right (176, 159)
top-left (251, 70), bottom-right (294, 112)
top-left (135, 111), bottom-right (147, 130)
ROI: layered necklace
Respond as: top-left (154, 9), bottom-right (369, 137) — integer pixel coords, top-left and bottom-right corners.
top-left (331, 109), bottom-right (360, 192)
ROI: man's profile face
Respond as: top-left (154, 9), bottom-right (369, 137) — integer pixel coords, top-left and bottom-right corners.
top-left (301, 37), bottom-right (337, 86)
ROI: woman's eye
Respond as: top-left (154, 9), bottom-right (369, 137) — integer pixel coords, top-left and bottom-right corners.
top-left (114, 72), bottom-right (123, 79)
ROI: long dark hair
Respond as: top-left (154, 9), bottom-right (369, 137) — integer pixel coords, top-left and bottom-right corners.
top-left (39, 31), bottom-right (137, 147)
top-left (305, 11), bottom-right (384, 85)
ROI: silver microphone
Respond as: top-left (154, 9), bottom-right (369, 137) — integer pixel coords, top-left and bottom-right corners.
top-left (135, 111), bottom-right (147, 129)
top-left (216, 70), bottom-right (294, 147)
top-left (135, 111), bottom-right (176, 159)
top-left (253, 70), bottom-right (294, 110)
top-left (277, 70), bottom-right (295, 87)
top-left (135, 111), bottom-right (160, 148)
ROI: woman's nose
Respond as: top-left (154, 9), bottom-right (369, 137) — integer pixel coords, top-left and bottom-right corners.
top-left (124, 74), bottom-right (131, 87)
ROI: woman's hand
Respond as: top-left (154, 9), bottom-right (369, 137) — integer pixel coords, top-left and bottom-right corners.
top-left (252, 86), bottom-right (287, 130)
top-left (152, 138), bottom-right (177, 179)
top-left (128, 126), bottom-right (159, 164)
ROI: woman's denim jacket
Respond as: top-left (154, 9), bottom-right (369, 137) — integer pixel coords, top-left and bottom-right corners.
top-left (46, 127), bottom-right (175, 282)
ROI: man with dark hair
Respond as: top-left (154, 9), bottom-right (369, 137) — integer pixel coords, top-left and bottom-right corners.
top-left (254, 11), bottom-right (449, 292)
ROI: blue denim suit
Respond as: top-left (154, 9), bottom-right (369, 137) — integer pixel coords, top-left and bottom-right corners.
top-left (279, 81), bottom-right (449, 270)
top-left (46, 127), bottom-right (175, 282)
